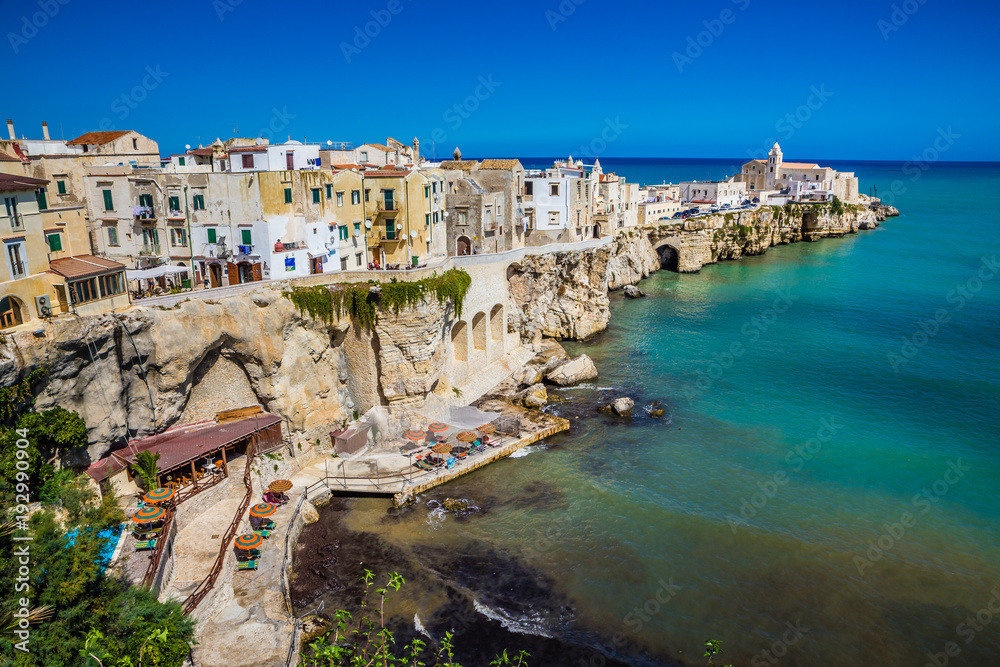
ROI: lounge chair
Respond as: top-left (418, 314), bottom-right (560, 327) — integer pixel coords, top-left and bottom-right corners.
top-left (134, 540), bottom-right (156, 551)
top-left (253, 529), bottom-right (272, 539)
top-left (258, 519), bottom-right (276, 530)
top-left (470, 444), bottom-right (487, 455)
top-left (237, 560), bottom-right (258, 571)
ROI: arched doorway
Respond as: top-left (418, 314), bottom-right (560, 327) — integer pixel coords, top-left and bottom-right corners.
top-left (0, 296), bottom-right (26, 329)
top-left (451, 321), bottom-right (468, 362)
top-left (472, 312), bottom-right (486, 351)
top-left (489, 304), bottom-right (503, 342)
top-left (456, 236), bottom-right (471, 256)
top-left (593, 224), bottom-right (601, 238)
top-left (238, 261), bottom-right (254, 284)
top-left (209, 263), bottom-right (223, 288)
top-left (656, 244), bottom-right (680, 272)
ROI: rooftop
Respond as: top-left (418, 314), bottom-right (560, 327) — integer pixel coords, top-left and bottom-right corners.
top-left (67, 131), bottom-right (130, 146)
top-left (0, 172), bottom-right (48, 190)
top-left (48, 254), bottom-right (124, 280)
top-left (479, 159), bottom-right (521, 170)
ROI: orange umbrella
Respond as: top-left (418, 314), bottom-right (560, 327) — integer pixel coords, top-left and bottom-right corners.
top-left (432, 442), bottom-right (452, 454)
top-left (249, 503), bottom-right (276, 518)
top-left (404, 429), bottom-right (427, 441)
top-left (132, 506), bottom-right (165, 523)
top-left (142, 487), bottom-right (176, 504)
top-left (456, 431), bottom-right (478, 443)
top-left (268, 480), bottom-right (292, 493)
top-left (476, 424), bottom-right (496, 435)
top-left (235, 533), bottom-right (263, 550)
top-left (427, 422), bottom-right (449, 433)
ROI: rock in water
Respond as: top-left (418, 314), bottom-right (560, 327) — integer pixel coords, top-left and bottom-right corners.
top-left (517, 383), bottom-right (548, 408)
top-left (623, 285), bottom-right (646, 298)
top-left (545, 354), bottom-right (599, 386)
top-left (301, 500), bottom-right (320, 523)
top-left (648, 408), bottom-right (666, 418)
top-left (442, 498), bottom-right (470, 512)
top-left (611, 397), bottom-right (634, 416)
top-left (393, 491), bottom-right (416, 508)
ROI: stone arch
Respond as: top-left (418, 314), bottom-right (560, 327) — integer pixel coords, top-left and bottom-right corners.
top-left (656, 243), bottom-right (680, 272)
top-left (489, 304), bottom-right (503, 341)
top-left (0, 296), bottom-right (26, 329)
top-left (801, 209), bottom-right (820, 233)
top-left (472, 312), bottom-right (487, 351)
top-left (456, 236), bottom-right (471, 256)
top-left (451, 321), bottom-right (468, 362)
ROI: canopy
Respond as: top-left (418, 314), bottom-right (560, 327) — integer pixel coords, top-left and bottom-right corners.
top-left (427, 422), bottom-right (449, 433)
top-left (132, 506), bottom-right (165, 523)
top-left (249, 503), bottom-right (276, 517)
top-left (142, 487), bottom-right (176, 503)
top-left (268, 480), bottom-right (292, 493)
top-left (126, 265), bottom-right (189, 281)
top-left (404, 429), bottom-right (426, 441)
top-left (235, 533), bottom-right (264, 550)
top-left (456, 431), bottom-right (478, 443)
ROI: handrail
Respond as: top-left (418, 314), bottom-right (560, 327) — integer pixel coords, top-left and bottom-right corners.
top-left (141, 505), bottom-right (176, 588)
top-left (181, 440), bottom-right (257, 614)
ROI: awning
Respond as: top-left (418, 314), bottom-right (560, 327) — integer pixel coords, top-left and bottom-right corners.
top-left (126, 265), bottom-right (189, 281)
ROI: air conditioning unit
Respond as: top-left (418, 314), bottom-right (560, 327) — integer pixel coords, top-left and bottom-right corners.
top-left (35, 294), bottom-right (52, 317)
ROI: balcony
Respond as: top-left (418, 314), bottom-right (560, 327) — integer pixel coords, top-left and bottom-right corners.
top-left (237, 244), bottom-right (254, 255)
top-left (375, 198), bottom-right (397, 213)
top-left (139, 244), bottom-right (162, 256)
top-left (204, 242), bottom-right (230, 259)
top-left (6, 214), bottom-right (24, 232)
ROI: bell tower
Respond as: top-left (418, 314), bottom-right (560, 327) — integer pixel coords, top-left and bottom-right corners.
top-left (766, 142), bottom-right (783, 190)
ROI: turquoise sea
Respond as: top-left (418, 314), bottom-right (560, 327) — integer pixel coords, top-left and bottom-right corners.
top-left (298, 159), bottom-right (1000, 666)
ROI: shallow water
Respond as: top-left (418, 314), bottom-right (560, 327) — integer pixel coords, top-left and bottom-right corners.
top-left (295, 159), bottom-right (1000, 666)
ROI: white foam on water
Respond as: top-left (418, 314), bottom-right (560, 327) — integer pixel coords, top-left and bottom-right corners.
top-left (473, 599), bottom-right (553, 638)
top-left (426, 506), bottom-right (447, 528)
top-left (510, 445), bottom-right (544, 458)
top-left (414, 613), bottom-right (431, 638)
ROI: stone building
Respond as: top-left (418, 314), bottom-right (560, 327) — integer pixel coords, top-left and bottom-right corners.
top-left (739, 142), bottom-right (859, 204)
top-left (361, 167), bottom-right (444, 268)
top-left (678, 178), bottom-right (747, 208)
top-left (522, 156), bottom-right (599, 245)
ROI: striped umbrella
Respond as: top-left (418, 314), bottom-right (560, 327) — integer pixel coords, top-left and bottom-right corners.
top-left (249, 503), bottom-right (277, 518)
top-left (427, 422), bottom-right (450, 433)
top-left (476, 423), bottom-right (497, 435)
top-left (404, 429), bottom-right (427, 441)
top-left (234, 533), bottom-right (263, 550)
top-left (432, 442), bottom-right (452, 454)
top-left (142, 487), bottom-right (176, 504)
top-left (131, 506), bottom-right (165, 523)
top-left (268, 480), bottom-right (292, 493)
top-left (456, 431), bottom-right (478, 443)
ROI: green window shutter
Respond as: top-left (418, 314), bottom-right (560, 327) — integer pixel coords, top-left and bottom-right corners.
top-left (207, 228), bottom-right (217, 244)
top-left (47, 233), bottom-right (62, 251)
top-left (425, 186), bottom-right (429, 198)
top-left (56, 180), bottom-right (66, 195)
top-left (103, 190), bottom-right (113, 210)
top-left (178, 157), bottom-right (185, 166)
top-left (313, 189), bottom-right (320, 204)
top-left (241, 229), bottom-right (252, 245)
top-left (284, 188), bottom-right (292, 204)
top-left (169, 196), bottom-right (179, 210)
top-left (326, 184), bottom-right (332, 198)
top-left (425, 214), bottom-right (430, 225)
top-left (36, 188), bottom-right (47, 210)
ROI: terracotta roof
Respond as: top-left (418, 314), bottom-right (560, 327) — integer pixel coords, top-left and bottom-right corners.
top-left (228, 145), bottom-right (267, 153)
top-left (364, 170), bottom-right (411, 178)
top-left (48, 254), bottom-right (124, 280)
top-left (479, 159), bottom-right (521, 170)
top-left (67, 131), bottom-right (129, 146)
top-left (187, 147), bottom-right (214, 156)
top-left (361, 143), bottom-right (391, 152)
top-left (0, 172), bottom-right (48, 190)
top-left (781, 162), bottom-right (821, 169)
top-left (439, 160), bottom-right (479, 171)
top-left (332, 163), bottom-right (363, 170)
top-left (0, 151), bottom-right (22, 162)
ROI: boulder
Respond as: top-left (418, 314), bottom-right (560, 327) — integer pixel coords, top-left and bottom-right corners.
top-left (442, 498), bottom-right (471, 512)
top-left (545, 354), bottom-right (598, 386)
top-left (611, 397), bottom-right (634, 416)
top-left (513, 365), bottom-right (544, 387)
top-left (623, 285), bottom-right (646, 298)
top-left (393, 490), bottom-right (416, 508)
top-left (517, 383), bottom-right (548, 409)
top-left (648, 408), bottom-right (666, 418)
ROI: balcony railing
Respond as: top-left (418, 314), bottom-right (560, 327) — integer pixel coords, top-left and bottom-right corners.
top-left (139, 244), bottom-right (162, 256)
top-left (237, 244), bottom-right (254, 255)
top-left (7, 214), bottom-right (24, 232)
top-left (376, 199), bottom-right (397, 212)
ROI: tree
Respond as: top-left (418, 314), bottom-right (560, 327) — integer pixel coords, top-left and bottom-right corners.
top-left (130, 451), bottom-right (160, 492)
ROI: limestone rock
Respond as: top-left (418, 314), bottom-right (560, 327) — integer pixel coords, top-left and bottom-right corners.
top-left (393, 490), bottom-right (416, 508)
top-left (648, 408), bottom-right (666, 418)
top-left (611, 397), bottom-right (634, 416)
top-left (301, 500), bottom-right (320, 524)
top-left (545, 354), bottom-right (598, 386)
top-left (442, 498), bottom-right (470, 512)
top-left (517, 383), bottom-right (548, 409)
top-left (623, 285), bottom-right (645, 298)
top-left (512, 365), bottom-right (544, 388)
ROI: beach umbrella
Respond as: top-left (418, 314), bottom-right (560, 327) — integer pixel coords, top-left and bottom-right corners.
top-left (432, 442), bottom-right (453, 454)
top-left (142, 487), bottom-right (176, 504)
top-left (404, 429), bottom-right (427, 441)
top-left (268, 480), bottom-right (292, 493)
top-left (456, 431), bottom-right (478, 443)
top-left (427, 422), bottom-right (449, 433)
top-left (249, 503), bottom-right (277, 518)
top-left (234, 533), bottom-right (263, 550)
top-left (132, 506), bottom-right (165, 523)
top-left (476, 423), bottom-right (497, 435)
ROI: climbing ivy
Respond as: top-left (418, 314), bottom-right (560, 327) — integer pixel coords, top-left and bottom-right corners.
top-left (284, 269), bottom-right (472, 330)
top-left (0, 367), bottom-right (47, 425)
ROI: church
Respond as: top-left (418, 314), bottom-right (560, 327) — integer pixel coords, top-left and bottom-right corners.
top-left (739, 143), bottom-right (859, 205)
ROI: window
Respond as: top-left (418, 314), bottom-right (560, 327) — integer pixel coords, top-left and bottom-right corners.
top-left (425, 213), bottom-right (430, 226)
top-left (99, 272), bottom-right (124, 298)
top-left (432, 182), bottom-right (438, 194)
top-left (382, 189), bottom-right (394, 210)
top-left (312, 188), bottom-right (321, 204)
top-left (241, 228), bottom-right (252, 245)
top-left (351, 190), bottom-right (360, 205)
top-left (35, 188), bottom-right (47, 211)
top-left (138, 193), bottom-right (154, 213)
top-left (103, 189), bottom-right (114, 211)
top-left (497, 202), bottom-right (502, 217)
top-left (326, 184), bottom-right (332, 199)
top-left (549, 211), bottom-right (560, 225)
top-left (107, 226), bottom-right (119, 247)
top-left (56, 180), bottom-right (66, 195)
top-left (353, 222), bottom-right (361, 234)
top-left (385, 220), bottom-right (396, 240)
top-left (424, 186), bottom-right (430, 199)
top-left (132, 138), bottom-right (138, 150)
top-left (178, 156), bottom-right (185, 166)
top-left (458, 210), bottom-right (467, 225)
top-left (433, 212), bottom-right (438, 223)
top-left (284, 188), bottom-right (292, 204)
top-left (46, 232), bottom-right (62, 252)
top-left (170, 227), bottom-right (187, 247)
top-left (6, 242), bottom-right (28, 280)
top-left (336, 191), bottom-right (344, 207)
top-left (207, 228), bottom-right (217, 244)
top-left (339, 226), bottom-right (349, 241)
top-left (341, 257), bottom-right (348, 270)
top-left (550, 183), bottom-right (559, 196)
top-left (192, 194), bottom-right (205, 210)
top-left (4, 197), bottom-right (19, 230)
top-left (242, 154), bottom-right (254, 169)
top-left (72, 277), bottom-right (98, 304)
top-left (364, 189), bottom-right (370, 202)
top-left (355, 253), bottom-right (362, 267)
top-left (360, 151), bottom-right (368, 162)
top-left (168, 195), bottom-right (180, 211)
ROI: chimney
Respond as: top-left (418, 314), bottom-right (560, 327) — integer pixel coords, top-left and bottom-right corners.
top-left (6, 119), bottom-right (14, 141)
top-left (41, 121), bottom-right (50, 141)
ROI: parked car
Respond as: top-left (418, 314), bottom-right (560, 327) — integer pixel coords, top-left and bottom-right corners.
top-left (721, 203), bottom-right (731, 209)
top-left (672, 212), bottom-right (684, 219)
top-left (710, 205), bottom-right (720, 212)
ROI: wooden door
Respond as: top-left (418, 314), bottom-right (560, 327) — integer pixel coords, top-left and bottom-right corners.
top-left (252, 263), bottom-right (262, 282)
top-left (226, 262), bottom-right (238, 286)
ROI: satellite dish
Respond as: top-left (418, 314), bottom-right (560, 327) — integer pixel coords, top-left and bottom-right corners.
top-left (255, 137), bottom-right (264, 146)
top-left (354, 227), bottom-right (362, 237)
top-left (443, 211), bottom-right (449, 217)
top-left (185, 144), bottom-right (191, 150)
top-left (364, 220), bottom-right (372, 229)
top-left (410, 231), bottom-right (417, 239)
top-left (326, 140), bottom-right (333, 146)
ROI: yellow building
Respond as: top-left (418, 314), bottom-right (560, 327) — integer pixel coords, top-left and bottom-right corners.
top-left (1, 172), bottom-right (127, 329)
top-left (362, 168), bottom-right (443, 268)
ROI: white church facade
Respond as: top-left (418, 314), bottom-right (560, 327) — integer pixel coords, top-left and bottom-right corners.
top-left (739, 143), bottom-right (859, 205)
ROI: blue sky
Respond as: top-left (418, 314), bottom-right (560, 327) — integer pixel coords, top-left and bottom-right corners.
top-left (2, 0), bottom-right (997, 160)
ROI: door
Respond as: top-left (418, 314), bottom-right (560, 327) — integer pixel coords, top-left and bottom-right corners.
top-left (252, 263), bottom-right (263, 282)
top-left (383, 189), bottom-right (394, 211)
top-left (286, 152), bottom-right (294, 170)
top-left (209, 263), bottom-right (222, 288)
top-left (456, 236), bottom-right (470, 256)
top-left (226, 262), bottom-right (238, 286)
